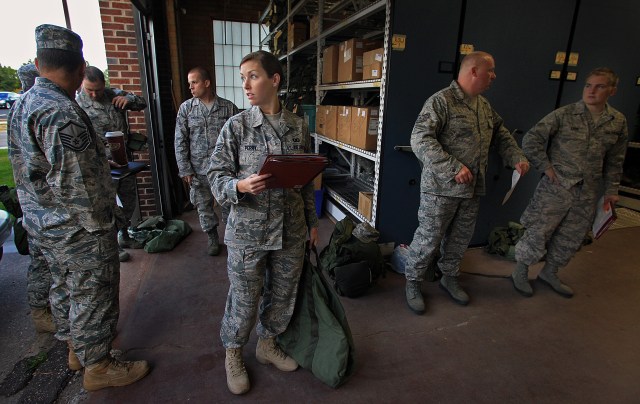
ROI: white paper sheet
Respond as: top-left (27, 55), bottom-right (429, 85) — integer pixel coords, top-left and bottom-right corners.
top-left (502, 170), bottom-right (521, 205)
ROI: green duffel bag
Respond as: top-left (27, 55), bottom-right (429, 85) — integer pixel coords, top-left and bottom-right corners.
top-left (278, 245), bottom-right (355, 388)
top-left (143, 219), bottom-right (192, 253)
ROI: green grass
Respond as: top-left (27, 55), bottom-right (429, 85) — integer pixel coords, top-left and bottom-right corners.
top-left (0, 148), bottom-right (15, 188)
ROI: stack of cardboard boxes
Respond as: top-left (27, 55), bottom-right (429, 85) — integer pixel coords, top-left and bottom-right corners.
top-left (316, 37), bottom-right (382, 152)
top-left (322, 38), bottom-right (383, 84)
top-left (316, 104), bottom-right (379, 151)
top-left (363, 47), bottom-right (384, 80)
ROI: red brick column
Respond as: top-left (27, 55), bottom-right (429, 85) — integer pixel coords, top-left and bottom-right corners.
top-left (99, 0), bottom-right (157, 219)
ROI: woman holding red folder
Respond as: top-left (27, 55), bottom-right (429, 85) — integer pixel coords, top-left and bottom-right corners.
top-left (208, 50), bottom-right (319, 395)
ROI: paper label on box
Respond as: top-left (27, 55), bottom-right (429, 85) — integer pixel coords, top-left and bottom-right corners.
top-left (375, 54), bottom-right (383, 61)
top-left (371, 109), bottom-right (379, 117)
top-left (372, 69), bottom-right (379, 77)
top-left (360, 109), bottom-right (366, 117)
top-left (356, 41), bottom-right (363, 49)
top-left (368, 118), bottom-right (379, 134)
top-left (344, 48), bottom-right (352, 62)
top-left (356, 56), bottom-right (363, 68)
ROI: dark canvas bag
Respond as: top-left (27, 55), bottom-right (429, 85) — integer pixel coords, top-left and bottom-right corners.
top-left (278, 246), bottom-right (355, 388)
top-left (333, 261), bottom-right (371, 298)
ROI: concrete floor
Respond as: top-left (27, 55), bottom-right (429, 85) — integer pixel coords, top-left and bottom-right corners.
top-left (2, 210), bottom-right (640, 403)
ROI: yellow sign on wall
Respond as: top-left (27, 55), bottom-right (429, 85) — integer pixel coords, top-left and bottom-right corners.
top-left (392, 34), bottom-right (406, 51)
top-left (460, 44), bottom-right (474, 55)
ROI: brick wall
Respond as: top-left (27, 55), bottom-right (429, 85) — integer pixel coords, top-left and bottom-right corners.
top-left (99, 0), bottom-right (157, 219)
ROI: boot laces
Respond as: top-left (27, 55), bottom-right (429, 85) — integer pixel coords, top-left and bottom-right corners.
top-left (407, 282), bottom-right (420, 298)
top-left (227, 351), bottom-right (247, 377)
top-left (270, 344), bottom-right (288, 361)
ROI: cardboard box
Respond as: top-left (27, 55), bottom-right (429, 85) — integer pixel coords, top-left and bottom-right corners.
top-left (363, 40), bottom-right (383, 52)
top-left (363, 48), bottom-right (384, 66)
top-left (337, 106), bottom-right (352, 144)
top-left (350, 107), bottom-right (379, 150)
top-left (316, 105), bottom-right (338, 139)
top-left (322, 45), bottom-right (339, 84)
top-left (313, 173), bottom-right (323, 190)
top-left (358, 191), bottom-right (373, 220)
top-left (288, 22), bottom-right (308, 50)
top-left (363, 62), bottom-right (383, 80)
top-left (338, 39), bottom-right (364, 82)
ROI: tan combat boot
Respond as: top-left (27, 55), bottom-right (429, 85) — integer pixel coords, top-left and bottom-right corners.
top-left (67, 341), bottom-right (82, 371)
top-left (225, 348), bottom-right (250, 395)
top-left (31, 307), bottom-right (56, 333)
top-left (256, 337), bottom-right (298, 372)
top-left (83, 356), bottom-right (150, 391)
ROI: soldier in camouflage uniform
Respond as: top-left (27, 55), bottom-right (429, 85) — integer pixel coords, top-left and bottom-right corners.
top-left (512, 67), bottom-right (628, 298)
top-left (175, 66), bottom-right (239, 256)
top-left (15, 63), bottom-right (56, 334)
top-left (209, 51), bottom-right (318, 395)
top-left (77, 66), bottom-right (148, 260)
top-left (8, 24), bottom-right (149, 391)
top-left (405, 51), bottom-right (529, 313)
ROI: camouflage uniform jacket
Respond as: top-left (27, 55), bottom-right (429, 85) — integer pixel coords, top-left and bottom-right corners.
top-left (523, 100), bottom-right (628, 195)
top-left (76, 87), bottom-right (147, 160)
top-left (175, 95), bottom-right (239, 177)
top-left (411, 80), bottom-right (527, 197)
top-left (8, 77), bottom-right (117, 240)
top-left (209, 106), bottom-right (319, 250)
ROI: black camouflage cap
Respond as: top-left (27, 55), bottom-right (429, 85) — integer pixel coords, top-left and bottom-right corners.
top-left (17, 64), bottom-right (39, 92)
top-left (35, 24), bottom-right (83, 54)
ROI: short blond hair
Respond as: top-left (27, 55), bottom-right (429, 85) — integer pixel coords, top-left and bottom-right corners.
top-left (586, 67), bottom-right (619, 87)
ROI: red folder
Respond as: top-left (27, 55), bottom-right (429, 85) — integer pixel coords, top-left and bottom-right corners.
top-left (258, 154), bottom-right (329, 189)
top-left (592, 197), bottom-right (617, 239)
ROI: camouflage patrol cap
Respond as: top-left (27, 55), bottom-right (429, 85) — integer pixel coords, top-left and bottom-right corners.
top-left (17, 64), bottom-right (39, 92)
top-left (35, 24), bottom-right (83, 55)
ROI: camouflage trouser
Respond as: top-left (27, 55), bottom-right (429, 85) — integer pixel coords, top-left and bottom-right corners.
top-left (515, 176), bottom-right (598, 268)
top-left (405, 193), bottom-right (480, 281)
top-left (26, 237), bottom-right (52, 309)
top-left (220, 241), bottom-right (305, 348)
top-left (114, 175), bottom-right (138, 225)
top-left (190, 173), bottom-right (229, 233)
top-left (35, 228), bottom-right (120, 366)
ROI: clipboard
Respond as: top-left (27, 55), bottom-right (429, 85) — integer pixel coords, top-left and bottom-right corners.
top-left (592, 196), bottom-right (617, 239)
top-left (258, 154), bottom-right (329, 189)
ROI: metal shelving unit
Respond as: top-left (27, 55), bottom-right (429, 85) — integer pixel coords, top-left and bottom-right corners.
top-left (312, 133), bottom-right (376, 160)
top-left (266, 0), bottom-right (390, 225)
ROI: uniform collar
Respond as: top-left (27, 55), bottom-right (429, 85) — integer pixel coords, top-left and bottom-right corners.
top-left (575, 100), bottom-right (614, 119)
top-left (193, 94), bottom-right (220, 111)
top-left (35, 77), bottom-right (72, 99)
top-left (249, 104), bottom-right (295, 130)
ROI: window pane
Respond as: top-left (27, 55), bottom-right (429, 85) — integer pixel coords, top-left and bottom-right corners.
top-left (241, 22), bottom-right (251, 45)
top-left (233, 45), bottom-right (243, 67)
top-left (217, 86), bottom-right (225, 99)
top-left (235, 88), bottom-right (245, 108)
top-left (242, 46), bottom-right (251, 60)
top-left (215, 66), bottom-right (224, 87)
top-left (223, 46), bottom-right (233, 67)
top-left (224, 21), bottom-right (232, 45)
top-left (213, 20), bottom-right (223, 44)
top-left (231, 23), bottom-right (240, 46)
top-left (224, 67), bottom-right (235, 86)
top-left (214, 44), bottom-right (223, 65)
top-left (234, 69), bottom-right (242, 87)
top-left (252, 24), bottom-right (260, 47)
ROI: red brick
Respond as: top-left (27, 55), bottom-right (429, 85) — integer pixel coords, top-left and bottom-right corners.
top-left (102, 22), bottom-right (125, 30)
top-left (116, 44), bottom-right (138, 52)
top-left (115, 30), bottom-right (135, 38)
top-left (112, 16), bottom-right (133, 24)
top-left (111, 2), bottom-right (132, 10)
top-left (101, 8), bottom-right (122, 16)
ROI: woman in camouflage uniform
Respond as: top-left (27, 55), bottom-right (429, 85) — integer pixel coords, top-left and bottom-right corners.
top-left (208, 50), bottom-right (319, 395)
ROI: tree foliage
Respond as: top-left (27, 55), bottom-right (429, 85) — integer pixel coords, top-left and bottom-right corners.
top-left (0, 64), bottom-right (20, 91)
